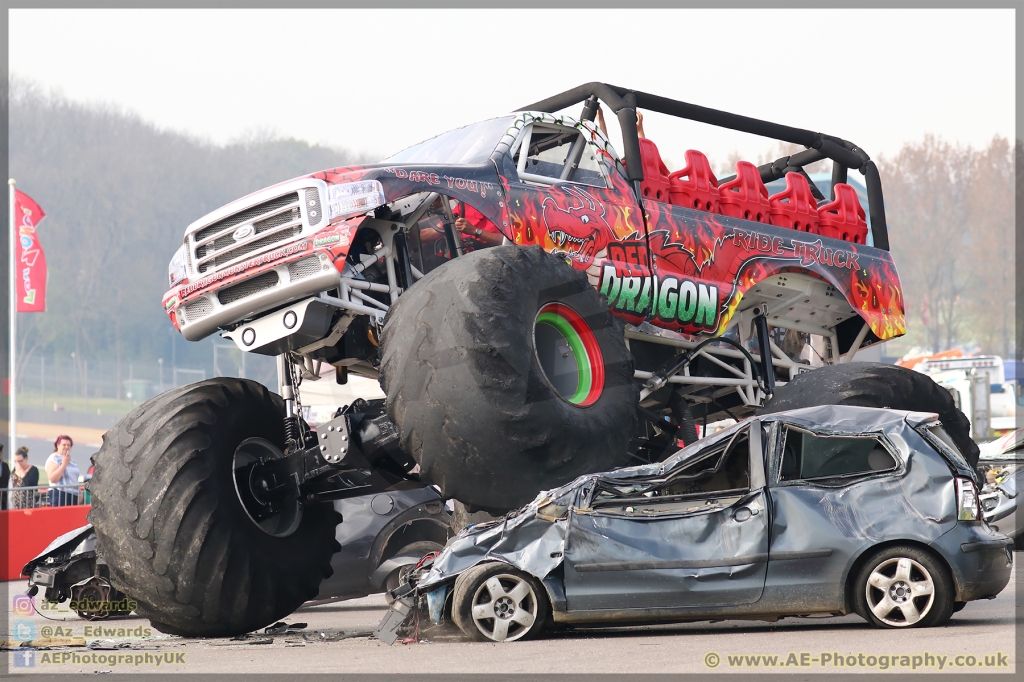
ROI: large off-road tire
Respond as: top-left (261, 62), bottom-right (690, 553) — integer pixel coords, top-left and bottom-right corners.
top-left (380, 245), bottom-right (637, 512)
top-left (757, 362), bottom-right (980, 468)
top-left (88, 378), bottom-right (341, 637)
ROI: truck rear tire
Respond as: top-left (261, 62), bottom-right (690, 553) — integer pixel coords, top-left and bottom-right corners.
top-left (88, 378), bottom-right (341, 637)
top-left (380, 245), bottom-right (637, 512)
top-left (757, 362), bottom-right (980, 467)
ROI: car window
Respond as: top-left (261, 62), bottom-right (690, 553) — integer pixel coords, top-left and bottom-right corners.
top-left (590, 428), bottom-right (750, 514)
top-left (916, 424), bottom-right (974, 472)
top-left (664, 430), bottom-right (750, 496)
top-left (512, 124), bottom-right (607, 188)
top-left (779, 427), bottom-right (896, 482)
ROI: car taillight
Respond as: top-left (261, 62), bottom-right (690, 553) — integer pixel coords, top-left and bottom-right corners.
top-left (955, 477), bottom-right (981, 521)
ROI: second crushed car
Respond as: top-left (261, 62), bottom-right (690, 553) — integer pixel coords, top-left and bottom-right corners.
top-left (380, 406), bottom-right (1011, 643)
top-left (979, 428), bottom-right (1024, 545)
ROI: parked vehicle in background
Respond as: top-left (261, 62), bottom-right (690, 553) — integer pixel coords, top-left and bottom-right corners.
top-left (978, 429), bottom-right (1024, 546)
top-left (312, 477), bottom-right (450, 604)
top-left (380, 406), bottom-right (1010, 644)
top-left (912, 355), bottom-right (1021, 439)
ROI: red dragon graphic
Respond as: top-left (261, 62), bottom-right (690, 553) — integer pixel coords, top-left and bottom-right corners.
top-left (540, 185), bottom-right (616, 271)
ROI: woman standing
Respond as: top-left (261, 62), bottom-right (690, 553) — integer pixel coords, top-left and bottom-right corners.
top-left (45, 435), bottom-right (80, 507)
top-left (11, 446), bottom-right (40, 509)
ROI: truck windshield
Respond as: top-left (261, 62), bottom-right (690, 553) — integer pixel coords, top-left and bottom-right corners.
top-left (384, 116), bottom-right (514, 165)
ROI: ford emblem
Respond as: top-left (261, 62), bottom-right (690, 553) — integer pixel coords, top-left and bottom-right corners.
top-left (232, 224), bottom-right (255, 241)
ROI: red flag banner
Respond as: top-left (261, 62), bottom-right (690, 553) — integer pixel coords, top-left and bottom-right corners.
top-left (14, 189), bottom-right (47, 312)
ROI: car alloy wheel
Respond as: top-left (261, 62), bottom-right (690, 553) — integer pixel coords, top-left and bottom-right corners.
top-left (864, 556), bottom-right (935, 627)
top-left (469, 573), bottom-right (540, 642)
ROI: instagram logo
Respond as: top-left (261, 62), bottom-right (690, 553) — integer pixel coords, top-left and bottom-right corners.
top-left (12, 594), bottom-right (34, 616)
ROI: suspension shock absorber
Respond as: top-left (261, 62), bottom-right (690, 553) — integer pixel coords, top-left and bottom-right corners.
top-left (753, 308), bottom-right (776, 400)
top-left (277, 354), bottom-right (301, 449)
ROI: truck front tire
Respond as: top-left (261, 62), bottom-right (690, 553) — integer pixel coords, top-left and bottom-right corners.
top-left (380, 245), bottom-right (637, 512)
top-left (88, 378), bottom-right (341, 637)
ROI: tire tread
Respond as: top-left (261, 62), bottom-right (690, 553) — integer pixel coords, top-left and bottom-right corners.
top-left (88, 377), bottom-right (340, 637)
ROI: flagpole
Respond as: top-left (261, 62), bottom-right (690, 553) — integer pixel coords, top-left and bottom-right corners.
top-left (8, 178), bottom-right (16, 463)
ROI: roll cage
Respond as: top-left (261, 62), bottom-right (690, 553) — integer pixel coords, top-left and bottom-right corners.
top-left (520, 82), bottom-right (889, 251)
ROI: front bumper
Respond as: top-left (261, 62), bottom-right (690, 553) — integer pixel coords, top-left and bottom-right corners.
top-left (175, 252), bottom-right (341, 342)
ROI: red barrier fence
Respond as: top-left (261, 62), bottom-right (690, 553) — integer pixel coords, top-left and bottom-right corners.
top-left (1, 505), bottom-right (91, 580)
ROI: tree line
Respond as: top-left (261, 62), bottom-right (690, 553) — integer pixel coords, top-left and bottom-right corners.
top-left (8, 79), bottom-right (368, 390)
top-left (880, 135), bottom-right (1018, 360)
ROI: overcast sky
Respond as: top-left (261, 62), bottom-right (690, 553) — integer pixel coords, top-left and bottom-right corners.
top-left (10, 8), bottom-right (1016, 170)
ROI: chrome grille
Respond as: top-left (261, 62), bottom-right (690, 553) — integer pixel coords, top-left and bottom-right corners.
top-left (217, 271), bottom-right (280, 306)
top-left (193, 193), bottom-right (303, 274)
top-left (288, 256), bottom-right (323, 282)
top-left (183, 297), bottom-right (214, 322)
top-left (304, 188), bottom-right (323, 225)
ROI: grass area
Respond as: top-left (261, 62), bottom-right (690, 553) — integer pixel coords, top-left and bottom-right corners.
top-left (14, 392), bottom-right (136, 416)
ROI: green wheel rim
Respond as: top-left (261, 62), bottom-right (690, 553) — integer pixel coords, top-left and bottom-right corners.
top-left (533, 303), bottom-right (604, 406)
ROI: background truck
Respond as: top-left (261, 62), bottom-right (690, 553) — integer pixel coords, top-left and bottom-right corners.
top-left (914, 355), bottom-right (1021, 440)
top-left (89, 83), bottom-right (977, 637)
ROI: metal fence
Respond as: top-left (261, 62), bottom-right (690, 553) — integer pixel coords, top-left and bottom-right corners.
top-left (11, 348), bottom-right (278, 421)
top-left (15, 356), bottom-right (209, 410)
top-left (2, 484), bottom-right (90, 510)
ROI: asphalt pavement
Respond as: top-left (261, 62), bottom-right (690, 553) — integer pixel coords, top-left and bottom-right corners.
top-left (4, 564), bottom-right (1017, 675)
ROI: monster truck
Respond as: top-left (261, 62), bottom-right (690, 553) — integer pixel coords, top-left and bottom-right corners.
top-left (89, 83), bottom-right (977, 637)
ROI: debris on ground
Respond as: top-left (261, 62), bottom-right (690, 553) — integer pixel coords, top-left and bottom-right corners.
top-left (1, 637), bottom-right (87, 649)
top-left (316, 629), bottom-right (375, 642)
top-left (87, 640), bottom-right (133, 650)
top-left (259, 621), bottom-right (308, 634)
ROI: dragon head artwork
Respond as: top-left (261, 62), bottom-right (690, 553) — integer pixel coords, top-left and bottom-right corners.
top-left (541, 185), bottom-right (616, 271)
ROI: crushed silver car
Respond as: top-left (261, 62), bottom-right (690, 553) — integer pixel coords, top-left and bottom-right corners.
top-left (378, 406), bottom-right (1011, 643)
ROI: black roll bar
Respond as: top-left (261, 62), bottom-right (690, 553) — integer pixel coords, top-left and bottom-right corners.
top-left (520, 83), bottom-right (889, 250)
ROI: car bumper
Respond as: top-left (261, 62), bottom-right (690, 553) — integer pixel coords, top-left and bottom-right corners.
top-left (930, 522), bottom-right (1013, 602)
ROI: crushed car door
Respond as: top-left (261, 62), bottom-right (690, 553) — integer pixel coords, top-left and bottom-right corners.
top-left (764, 423), bottom-right (910, 612)
top-left (501, 118), bottom-right (649, 325)
top-left (562, 425), bottom-right (769, 611)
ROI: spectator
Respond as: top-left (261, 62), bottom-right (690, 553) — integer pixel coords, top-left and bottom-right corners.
top-left (12, 446), bottom-right (39, 509)
top-left (45, 435), bottom-right (80, 507)
top-left (0, 444), bottom-right (8, 510)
